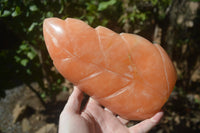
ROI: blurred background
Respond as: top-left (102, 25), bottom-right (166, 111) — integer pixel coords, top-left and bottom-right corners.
top-left (0, 0), bottom-right (200, 132)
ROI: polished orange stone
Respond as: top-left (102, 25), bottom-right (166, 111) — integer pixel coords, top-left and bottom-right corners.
top-left (43, 17), bottom-right (177, 120)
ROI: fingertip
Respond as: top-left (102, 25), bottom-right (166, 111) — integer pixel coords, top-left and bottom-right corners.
top-left (73, 85), bottom-right (80, 92)
top-left (71, 86), bottom-right (83, 102)
top-left (63, 86), bottom-right (83, 114)
top-left (150, 111), bottom-right (164, 123)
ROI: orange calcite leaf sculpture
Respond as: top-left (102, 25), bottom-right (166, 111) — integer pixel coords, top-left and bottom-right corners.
top-left (43, 17), bottom-right (177, 120)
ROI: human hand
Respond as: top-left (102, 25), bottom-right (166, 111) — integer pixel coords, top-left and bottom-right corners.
top-left (59, 86), bottom-right (163, 133)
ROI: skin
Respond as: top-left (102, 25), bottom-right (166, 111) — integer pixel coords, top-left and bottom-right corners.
top-left (59, 86), bottom-right (164, 133)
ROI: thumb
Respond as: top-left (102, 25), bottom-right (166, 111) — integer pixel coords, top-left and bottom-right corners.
top-left (129, 111), bottom-right (164, 133)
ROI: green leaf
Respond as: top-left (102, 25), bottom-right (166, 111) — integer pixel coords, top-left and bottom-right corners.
top-left (26, 69), bottom-right (32, 75)
top-left (20, 59), bottom-right (29, 67)
top-left (27, 51), bottom-right (36, 60)
top-left (29, 5), bottom-right (38, 12)
top-left (46, 11), bottom-right (53, 17)
top-left (151, 0), bottom-right (158, 5)
top-left (136, 13), bottom-right (147, 21)
top-left (86, 2), bottom-right (97, 11)
top-left (19, 43), bottom-right (28, 51)
top-left (101, 19), bottom-right (108, 26)
top-left (12, 6), bottom-right (21, 17)
top-left (1, 10), bottom-right (11, 17)
top-left (14, 56), bottom-right (20, 62)
top-left (11, 11), bottom-right (18, 17)
top-left (26, 11), bottom-right (30, 17)
top-left (42, 0), bottom-right (47, 5)
top-left (59, 5), bottom-right (64, 14)
top-left (57, 79), bottom-right (61, 84)
top-left (28, 22), bottom-right (38, 32)
top-left (41, 93), bottom-right (46, 99)
top-left (98, 0), bottom-right (117, 11)
top-left (86, 16), bottom-right (95, 24)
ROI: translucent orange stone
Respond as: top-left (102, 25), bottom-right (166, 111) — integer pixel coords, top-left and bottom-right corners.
top-left (43, 18), bottom-right (177, 120)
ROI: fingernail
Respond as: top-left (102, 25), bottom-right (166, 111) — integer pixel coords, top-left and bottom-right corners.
top-left (150, 112), bottom-right (164, 123)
